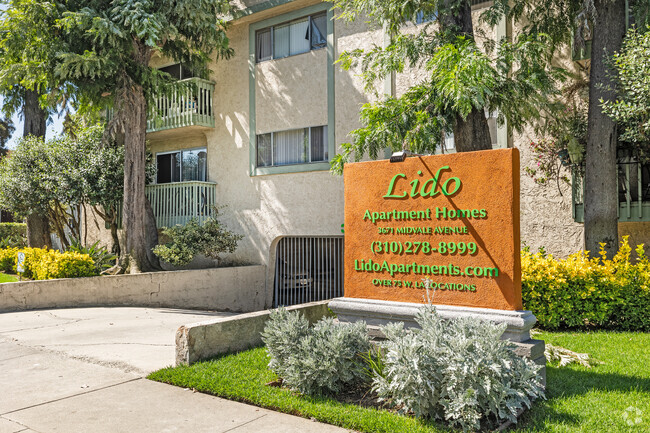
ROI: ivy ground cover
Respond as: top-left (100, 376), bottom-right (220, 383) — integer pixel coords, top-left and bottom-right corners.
top-left (149, 331), bottom-right (650, 433)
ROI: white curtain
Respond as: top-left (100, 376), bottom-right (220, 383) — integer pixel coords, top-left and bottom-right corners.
top-left (274, 24), bottom-right (290, 58)
top-left (289, 18), bottom-right (310, 56)
top-left (274, 129), bottom-right (307, 165)
top-left (256, 29), bottom-right (272, 61)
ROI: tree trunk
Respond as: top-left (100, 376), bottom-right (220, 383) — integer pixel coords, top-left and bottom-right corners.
top-left (145, 197), bottom-right (161, 269)
top-left (23, 88), bottom-right (51, 249)
top-left (117, 40), bottom-right (161, 273)
top-left (583, 0), bottom-right (626, 258)
top-left (453, 110), bottom-right (493, 152)
top-left (120, 80), bottom-right (158, 273)
top-left (26, 214), bottom-right (51, 248)
top-left (22, 89), bottom-right (46, 138)
top-left (440, 0), bottom-right (492, 153)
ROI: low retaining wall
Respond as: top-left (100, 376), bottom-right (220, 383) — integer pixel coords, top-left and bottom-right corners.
top-left (0, 265), bottom-right (265, 313)
top-left (175, 301), bottom-right (331, 365)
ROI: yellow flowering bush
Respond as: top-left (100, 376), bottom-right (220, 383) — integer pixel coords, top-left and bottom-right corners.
top-left (0, 247), bottom-right (18, 272)
top-left (522, 236), bottom-right (650, 331)
top-left (0, 247), bottom-right (96, 280)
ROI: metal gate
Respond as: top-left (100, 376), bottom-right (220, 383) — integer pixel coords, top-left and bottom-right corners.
top-left (273, 236), bottom-right (344, 307)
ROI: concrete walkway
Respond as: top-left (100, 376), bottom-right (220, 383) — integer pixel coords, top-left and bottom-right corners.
top-left (0, 307), bottom-right (350, 433)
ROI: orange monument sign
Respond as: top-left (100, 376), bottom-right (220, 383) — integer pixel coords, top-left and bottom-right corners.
top-left (342, 148), bottom-right (521, 311)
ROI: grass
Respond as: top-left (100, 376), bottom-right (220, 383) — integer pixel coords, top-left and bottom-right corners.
top-left (0, 272), bottom-right (18, 283)
top-left (148, 331), bottom-right (650, 433)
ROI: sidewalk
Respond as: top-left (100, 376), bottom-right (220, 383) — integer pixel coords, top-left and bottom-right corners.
top-left (0, 308), bottom-right (350, 433)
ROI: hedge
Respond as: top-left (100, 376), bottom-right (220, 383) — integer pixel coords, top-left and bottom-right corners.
top-left (522, 236), bottom-right (650, 331)
top-left (0, 222), bottom-right (27, 248)
top-left (0, 247), bottom-right (96, 280)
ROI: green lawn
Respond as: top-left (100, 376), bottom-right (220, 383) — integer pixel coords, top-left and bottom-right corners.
top-left (148, 331), bottom-right (650, 433)
top-left (0, 272), bottom-right (18, 283)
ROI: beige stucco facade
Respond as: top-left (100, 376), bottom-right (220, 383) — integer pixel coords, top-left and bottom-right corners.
top-left (85, 0), bottom-right (647, 295)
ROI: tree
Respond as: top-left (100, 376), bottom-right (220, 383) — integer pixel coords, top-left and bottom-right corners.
top-left (334, 0), bottom-right (632, 258)
top-left (55, 0), bottom-right (233, 273)
top-left (0, 135), bottom-right (55, 246)
top-left (0, 116), bottom-right (14, 156)
top-left (582, 0), bottom-right (626, 258)
top-left (602, 28), bottom-right (650, 162)
top-left (497, 0), bottom-right (628, 257)
top-left (0, 0), bottom-right (70, 248)
top-left (0, 124), bottom-right (142, 252)
top-left (330, 0), bottom-right (566, 173)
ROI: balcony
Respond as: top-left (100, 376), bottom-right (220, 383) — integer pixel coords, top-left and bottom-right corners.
top-left (147, 78), bottom-right (215, 133)
top-left (106, 78), bottom-right (215, 135)
top-left (147, 181), bottom-right (218, 228)
top-left (114, 181), bottom-right (218, 229)
top-left (572, 158), bottom-right (650, 222)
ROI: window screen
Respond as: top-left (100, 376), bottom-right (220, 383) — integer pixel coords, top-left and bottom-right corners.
top-left (257, 133), bottom-right (273, 167)
top-left (310, 126), bottom-right (327, 162)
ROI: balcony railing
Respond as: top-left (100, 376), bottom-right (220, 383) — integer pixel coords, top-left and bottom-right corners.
top-left (147, 181), bottom-right (217, 228)
top-left (147, 78), bottom-right (215, 133)
top-left (107, 78), bottom-right (215, 134)
top-left (572, 158), bottom-right (650, 222)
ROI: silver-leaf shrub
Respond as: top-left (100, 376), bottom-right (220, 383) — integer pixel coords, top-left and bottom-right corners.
top-left (261, 308), bottom-right (370, 396)
top-left (374, 307), bottom-right (545, 432)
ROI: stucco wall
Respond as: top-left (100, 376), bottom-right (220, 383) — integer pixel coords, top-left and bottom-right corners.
top-left (256, 50), bottom-right (328, 133)
top-left (0, 265), bottom-right (266, 313)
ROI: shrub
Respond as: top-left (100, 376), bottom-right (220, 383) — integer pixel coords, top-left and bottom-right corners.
top-left (0, 222), bottom-right (26, 248)
top-left (262, 308), bottom-right (371, 396)
top-left (0, 246), bottom-right (18, 272)
top-left (30, 249), bottom-right (96, 280)
top-left (374, 307), bottom-right (544, 432)
top-left (153, 209), bottom-right (243, 266)
top-left (67, 238), bottom-right (117, 274)
top-left (0, 247), bottom-right (96, 280)
top-left (522, 236), bottom-right (650, 331)
top-left (18, 247), bottom-right (50, 279)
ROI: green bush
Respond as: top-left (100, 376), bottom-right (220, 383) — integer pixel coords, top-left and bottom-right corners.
top-left (153, 209), bottom-right (243, 266)
top-left (0, 247), bottom-right (96, 280)
top-left (0, 222), bottom-right (26, 248)
top-left (374, 307), bottom-right (544, 432)
top-left (522, 236), bottom-right (650, 331)
top-left (261, 308), bottom-right (371, 396)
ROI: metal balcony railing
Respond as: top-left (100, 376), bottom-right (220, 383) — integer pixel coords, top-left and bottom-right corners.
top-left (572, 158), bottom-right (650, 222)
top-left (147, 181), bottom-right (217, 228)
top-left (106, 78), bottom-right (215, 134)
top-left (111, 181), bottom-right (218, 229)
top-left (147, 78), bottom-right (215, 133)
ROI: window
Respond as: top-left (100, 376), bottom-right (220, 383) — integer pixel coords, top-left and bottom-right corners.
top-left (256, 12), bottom-right (327, 62)
top-left (158, 63), bottom-right (201, 80)
top-left (257, 126), bottom-right (328, 167)
top-left (415, 11), bottom-right (437, 24)
top-left (156, 148), bottom-right (207, 183)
